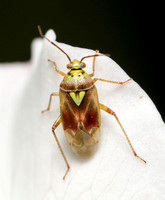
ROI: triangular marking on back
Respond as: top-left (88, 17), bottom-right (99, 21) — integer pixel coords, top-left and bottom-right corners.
top-left (69, 91), bottom-right (86, 106)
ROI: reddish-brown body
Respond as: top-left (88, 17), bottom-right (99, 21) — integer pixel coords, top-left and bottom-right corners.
top-left (60, 85), bottom-right (100, 158)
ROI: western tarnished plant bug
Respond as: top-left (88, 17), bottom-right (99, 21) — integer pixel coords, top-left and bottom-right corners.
top-left (38, 26), bottom-right (146, 180)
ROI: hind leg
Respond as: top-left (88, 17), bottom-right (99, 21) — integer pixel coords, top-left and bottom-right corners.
top-left (52, 116), bottom-right (70, 180)
top-left (99, 103), bottom-right (146, 163)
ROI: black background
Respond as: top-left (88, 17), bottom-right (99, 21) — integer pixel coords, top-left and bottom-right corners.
top-left (0, 0), bottom-right (164, 121)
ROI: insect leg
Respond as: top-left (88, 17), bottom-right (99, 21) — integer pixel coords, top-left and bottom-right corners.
top-left (99, 103), bottom-right (146, 163)
top-left (52, 116), bottom-right (70, 180)
top-left (48, 59), bottom-right (66, 76)
top-left (89, 50), bottom-right (99, 77)
top-left (41, 92), bottom-right (59, 113)
top-left (93, 77), bottom-right (132, 84)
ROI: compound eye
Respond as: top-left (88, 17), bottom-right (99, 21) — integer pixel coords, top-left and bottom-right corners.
top-left (67, 63), bottom-right (73, 69)
top-left (80, 62), bottom-right (86, 68)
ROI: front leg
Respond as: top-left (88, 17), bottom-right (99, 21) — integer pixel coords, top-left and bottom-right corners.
top-left (93, 78), bottom-right (132, 85)
top-left (89, 50), bottom-right (99, 77)
top-left (99, 103), bottom-right (146, 163)
top-left (48, 59), bottom-right (65, 76)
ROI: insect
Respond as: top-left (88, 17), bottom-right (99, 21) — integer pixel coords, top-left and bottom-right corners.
top-left (38, 26), bottom-right (146, 180)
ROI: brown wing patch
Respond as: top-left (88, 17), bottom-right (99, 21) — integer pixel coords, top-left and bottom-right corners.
top-left (80, 86), bottom-right (100, 131)
top-left (83, 107), bottom-right (99, 131)
top-left (62, 109), bottom-right (78, 130)
top-left (60, 89), bottom-right (79, 131)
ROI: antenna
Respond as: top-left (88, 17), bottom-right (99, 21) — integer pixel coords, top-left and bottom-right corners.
top-left (38, 25), bottom-right (71, 63)
top-left (80, 53), bottom-right (110, 62)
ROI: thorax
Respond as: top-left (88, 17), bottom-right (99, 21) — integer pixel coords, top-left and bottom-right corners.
top-left (60, 69), bottom-right (93, 92)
